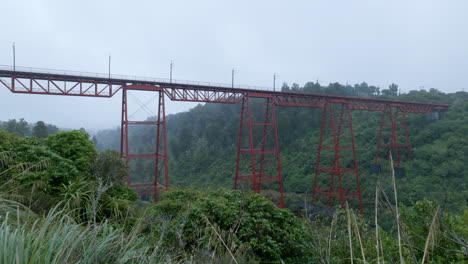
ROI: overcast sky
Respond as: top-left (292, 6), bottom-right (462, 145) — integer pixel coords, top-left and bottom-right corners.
top-left (0, 0), bottom-right (467, 130)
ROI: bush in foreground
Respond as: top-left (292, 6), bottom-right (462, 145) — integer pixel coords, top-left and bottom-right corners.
top-left (148, 188), bottom-right (308, 262)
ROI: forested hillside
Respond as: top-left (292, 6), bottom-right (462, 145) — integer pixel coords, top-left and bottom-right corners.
top-left (94, 82), bottom-right (467, 214)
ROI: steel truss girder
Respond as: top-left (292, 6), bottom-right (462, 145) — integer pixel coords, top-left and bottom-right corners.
top-left (350, 101), bottom-right (432, 113)
top-left (234, 96), bottom-right (285, 207)
top-left (399, 104), bottom-right (433, 113)
top-left (272, 94), bottom-right (328, 108)
top-left (272, 95), bottom-right (441, 113)
top-left (0, 70), bottom-right (448, 113)
top-left (349, 101), bottom-right (387, 111)
top-left (312, 101), bottom-right (364, 216)
top-left (121, 87), bottom-right (169, 200)
top-left (163, 86), bottom-right (244, 103)
top-left (0, 75), bottom-right (122, 97)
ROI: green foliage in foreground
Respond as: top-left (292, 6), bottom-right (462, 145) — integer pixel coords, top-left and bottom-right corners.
top-left (0, 130), bottom-right (137, 221)
top-left (149, 189), bottom-right (306, 261)
top-left (401, 199), bottom-right (468, 263)
top-left (0, 188), bottom-right (466, 264)
top-left (0, 129), bottom-right (466, 263)
top-left (0, 208), bottom-right (170, 264)
top-left (45, 130), bottom-right (97, 176)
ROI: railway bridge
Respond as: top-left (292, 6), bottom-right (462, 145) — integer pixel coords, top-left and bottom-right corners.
top-left (0, 66), bottom-right (449, 214)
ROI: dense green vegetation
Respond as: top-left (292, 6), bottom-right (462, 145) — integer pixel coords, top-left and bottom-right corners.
top-left (0, 82), bottom-right (466, 263)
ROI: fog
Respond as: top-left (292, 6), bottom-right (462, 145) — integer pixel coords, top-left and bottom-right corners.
top-left (0, 0), bottom-right (466, 130)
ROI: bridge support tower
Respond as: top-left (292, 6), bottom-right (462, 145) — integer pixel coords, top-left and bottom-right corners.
top-left (312, 100), bottom-right (364, 215)
top-left (371, 104), bottom-right (412, 178)
top-left (120, 86), bottom-right (169, 201)
top-left (234, 96), bottom-right (284, 207)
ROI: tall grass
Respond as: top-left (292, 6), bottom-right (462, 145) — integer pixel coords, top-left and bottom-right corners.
top-left (0, 207), bottom-right (171, 264)
top-left (302, 151), bottom-right (466, 264)
top-left (421, 206), bottom-right (440, 263)
top-left (389, 153), bottom-right (404, 264)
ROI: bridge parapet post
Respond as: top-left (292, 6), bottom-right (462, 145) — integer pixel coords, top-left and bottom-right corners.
top-left (120, 86), bottom-right (169, 201)
top-left (371, 104), bottom-right (412, 178)
top-left (312, 101), bottom-right (364, 216)
top-left (234, 96), bottom-right (284, 207)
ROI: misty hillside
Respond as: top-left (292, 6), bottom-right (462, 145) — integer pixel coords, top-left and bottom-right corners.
top-left (94, 83), bottom-right (468, 213)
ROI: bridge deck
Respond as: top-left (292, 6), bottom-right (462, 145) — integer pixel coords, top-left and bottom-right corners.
top-left (0, 66), bottom-right (450, 113)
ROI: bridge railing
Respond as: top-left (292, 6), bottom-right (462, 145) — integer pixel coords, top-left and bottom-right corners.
top-left (0, 65), bottom-right (273, 91)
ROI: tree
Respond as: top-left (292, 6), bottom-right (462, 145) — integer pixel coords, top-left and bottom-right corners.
top-left (92, 150), bottom-right (126, 183)
top-left (358, 82), bottom-right (370, 96)
top-left (46, 124), bottom-right (59, 135)
top-left (381, 89), bottom-right (391, 96)
top-left (429, 88), bottom-right (442, 94)
top-left (45, 130), bottom-right (97, 175)
top-left (91, 135), bottom-right (101, 150)
top-left (0, 131), bottom-right (79, 200)
top-left (303, 81), bottom-right (321, 93)
top-left (369, 85), bottom-right (379, 96)
top-left (389, 83), bottom-right (399, 96)
top-left (291, 83), bottom-right (300, 91)
top-left (326, 82), bottom-right (348, 95)
top-left (4, 118), bottom-right (30, 137)
top-left (33, 121), bottom-right (48, 138)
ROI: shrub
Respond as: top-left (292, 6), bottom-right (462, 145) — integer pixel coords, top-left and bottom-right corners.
top-left (45, 130), bottom-right (97, 175)
top-left (148, 188), bottom-right (307, 262)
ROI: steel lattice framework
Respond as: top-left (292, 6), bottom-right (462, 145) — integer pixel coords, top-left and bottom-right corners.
top-left (234, 96), bottom-right (285, 207)
top-left (0, 68), bottom-right (450, 213)
top-left (312, 101), bottom-right (363, 215)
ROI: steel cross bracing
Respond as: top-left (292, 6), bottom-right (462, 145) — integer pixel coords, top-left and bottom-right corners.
top-left (370, 105), bottom-right (413, 178)
top-left (234, 97), bottom-right (285, 207)
top-left (0, 68), bottom-right (450, 213)
top-left (120, 87), bottom-right (169, 200)
top-left (312, 101), bottom-right (363, 216)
